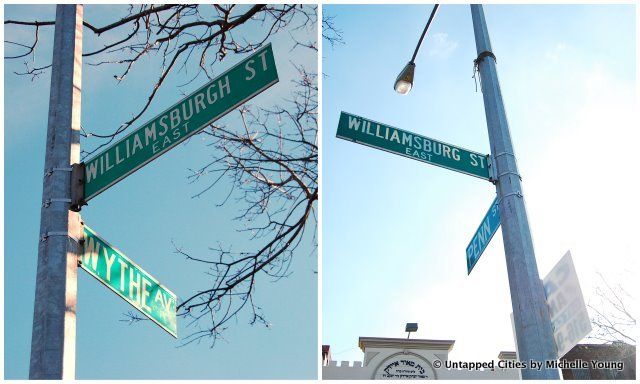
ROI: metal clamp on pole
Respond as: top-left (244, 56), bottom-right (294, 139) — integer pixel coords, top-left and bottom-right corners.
top-left (493, 151), bottom-right (515, 160)
top-left (496, 170), bottom-right (522, 180)
top-left (472, 51), bottom-right (497, 92)
top-left (474, 50), bottom-right (497, 65)
top-left (498, 191), bottom-right (523, 203)
top-left (42, 198), bottom-right (72, 208)
top-left (70, 162), bottom-right (86, 212)
top-left (44, 167), bottom-right (73, 178)
top-left (40, 231), bottom-right (81, 244)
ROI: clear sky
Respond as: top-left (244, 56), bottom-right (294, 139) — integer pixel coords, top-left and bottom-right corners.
top-left (4, 4), bottom-right (317, 379)
top-left (322, 3), bottom-right (636, 364)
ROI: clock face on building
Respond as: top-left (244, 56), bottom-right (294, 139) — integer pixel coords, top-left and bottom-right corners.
top-left (373, 354), bottom-right (435, 380)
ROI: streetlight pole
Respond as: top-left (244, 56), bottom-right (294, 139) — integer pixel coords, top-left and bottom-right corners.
top-left (29, 4), bottom-right (83, 379)
top-left (394, 4), bottom-right (560, 379)
top-left (470, 5), bottom-right (559, 379)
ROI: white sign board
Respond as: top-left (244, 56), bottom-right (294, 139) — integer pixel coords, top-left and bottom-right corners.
top-left (542, 251), bottom-right (592, 358)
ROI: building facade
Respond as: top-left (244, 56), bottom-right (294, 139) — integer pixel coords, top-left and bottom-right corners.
top-left (323, 337), bottom-right (636, 380)
top-left (322, 337), bottom-right (520, 380)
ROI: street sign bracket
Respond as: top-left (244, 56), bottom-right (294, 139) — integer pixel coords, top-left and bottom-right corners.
top-left (70, 162), bottom-right (86, 212)
top-left (487, 155), bottom-right (497, 184)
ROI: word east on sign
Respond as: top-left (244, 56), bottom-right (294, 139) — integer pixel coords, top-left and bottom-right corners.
top-left (80, 226), bottom-right (178, 337)
top-left (83, 44), bottom-right (278, 201)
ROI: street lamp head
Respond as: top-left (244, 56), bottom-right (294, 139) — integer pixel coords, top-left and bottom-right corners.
top-left (394, 62), bottom-right (416, 95)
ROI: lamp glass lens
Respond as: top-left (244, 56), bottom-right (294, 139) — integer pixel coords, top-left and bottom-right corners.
top-left (394, 80), bottom-right (412, 95)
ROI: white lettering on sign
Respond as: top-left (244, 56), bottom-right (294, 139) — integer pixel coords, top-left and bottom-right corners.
top-left (84, 74), bottom-right (233, 184)
top-left (465, 199), bottom-right (500, 274)
top-left (81, 239), bottom-right (173, 315)
top-left (118, 259), bottom-right (128, 292)
top-left (103, 250), bottom-right (116, 282)
top-left (129, 267), bottom-right (141, 305)
top-left (83, 236), bottom-right (100, 270)
top-left (141, 278), bottom-right (152, 312)
top-left (346, 115), bottom-right (481, 167)
top-left (80, 226), bottom-right (179, 337)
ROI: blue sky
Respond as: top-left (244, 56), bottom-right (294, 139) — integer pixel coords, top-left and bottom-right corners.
top-left (4, 4), bottom-right (317, 379)
top-left (322, 4), bottom-right (636, 363)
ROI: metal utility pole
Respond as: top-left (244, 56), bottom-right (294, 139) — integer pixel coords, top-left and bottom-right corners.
top-left (29, 5), bottom-right (83, 379)
top-left (470, 5), bottom-right (559, 379)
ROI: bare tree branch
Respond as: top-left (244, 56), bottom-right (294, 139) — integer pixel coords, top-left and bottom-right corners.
top-left (6, 4), bottom-right (319, 345)
top-left (171, 64), bottom-right (318, 345)
top-left (587, 272), bottom-right (636, 346)
top-left (5, 4), bottom-right (318, 160)
top-left (322, 14), bottom-right (343, 48)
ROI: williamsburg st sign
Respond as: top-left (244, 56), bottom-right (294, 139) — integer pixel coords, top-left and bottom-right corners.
top-left (73, 44), bottom-right (279, 337)
top-left (80, 44), bottom-right (279, 202)
top-left (336, 112), bottom-right (491, 180)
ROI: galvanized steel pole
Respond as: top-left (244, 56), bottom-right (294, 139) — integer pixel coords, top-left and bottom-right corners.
top-left (470, 5), bottom-right (559, 379)
top-left (29, 5), bottom-right (83, 379)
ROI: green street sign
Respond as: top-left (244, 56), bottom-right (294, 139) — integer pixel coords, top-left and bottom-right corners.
top-left (80, 225), bottom-right (178, 338)
top-left (336, 111), bottom-right (490, 180)
top-left (84, 43), bottom-right (279, 201)
top-left (466, 197), bottom-right (501, 274)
